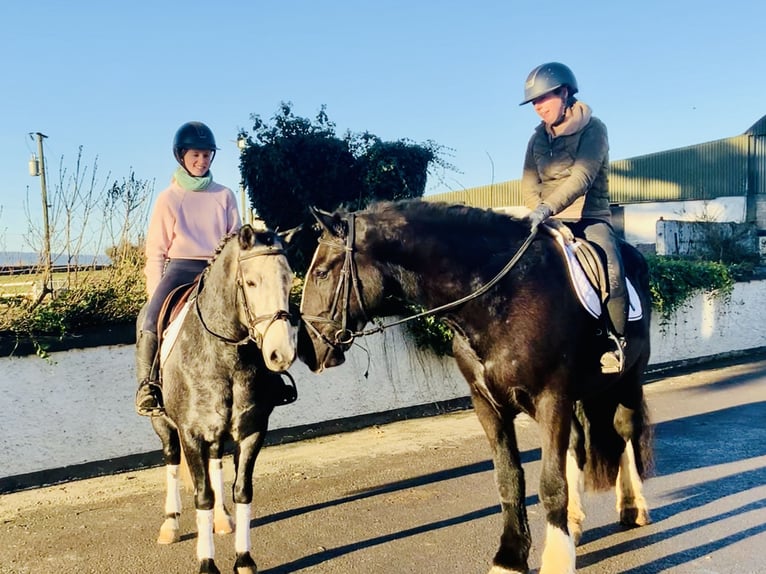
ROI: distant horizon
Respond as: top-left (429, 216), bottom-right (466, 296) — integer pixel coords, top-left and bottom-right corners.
top-left (0, 251), bottom-right (110, 267)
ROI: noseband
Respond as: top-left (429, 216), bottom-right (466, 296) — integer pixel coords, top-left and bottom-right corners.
top-left (195, 243), bottom-right (292, 347)
top-left (302, 213), bottom-right (539, 348)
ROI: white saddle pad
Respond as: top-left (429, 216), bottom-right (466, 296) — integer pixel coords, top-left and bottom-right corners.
top-left (159, 300), bottom-right (193, 366)
top-left (554, 234), bottom-right (643, 321)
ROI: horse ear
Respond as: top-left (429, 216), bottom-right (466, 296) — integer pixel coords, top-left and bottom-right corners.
top-left (310, 206), bottom-right (344, 237)
top-left (238, 224), bottom-right (256, 249)
top-left (278, 224), bottom-right (302, 245)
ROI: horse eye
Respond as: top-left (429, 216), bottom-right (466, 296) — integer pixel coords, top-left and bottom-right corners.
top-left (314, 268), bottom-right (329, 280)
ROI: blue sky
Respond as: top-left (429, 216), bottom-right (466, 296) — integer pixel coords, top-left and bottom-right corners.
top-left (2, 0), bottom-right (764, 254)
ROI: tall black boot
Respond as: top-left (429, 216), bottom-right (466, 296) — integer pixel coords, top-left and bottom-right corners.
top-left (135, 330), bottom-right (163, 416)
top-left (601, 292), bottom-right (628, 375)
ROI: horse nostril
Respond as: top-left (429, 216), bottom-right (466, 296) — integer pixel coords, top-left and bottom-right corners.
top-left (269, 348), bottom-right (294, 370)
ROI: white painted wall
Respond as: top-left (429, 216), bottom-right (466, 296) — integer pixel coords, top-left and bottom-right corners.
top-left (2, 279), bottom-right (765, 478)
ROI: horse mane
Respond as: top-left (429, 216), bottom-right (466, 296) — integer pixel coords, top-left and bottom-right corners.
top-left (361, 199), bottom-right (531, 248)
top-left (201, 230), bottom-right (240, 272)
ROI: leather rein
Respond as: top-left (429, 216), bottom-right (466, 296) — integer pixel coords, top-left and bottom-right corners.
top-left (194, 244), bottom-right (292, 347)
top-left (301, 213), bottom-right (539, 348)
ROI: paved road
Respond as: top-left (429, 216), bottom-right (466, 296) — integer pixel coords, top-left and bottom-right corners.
top-left (1, 358), bottom-right (765, 573)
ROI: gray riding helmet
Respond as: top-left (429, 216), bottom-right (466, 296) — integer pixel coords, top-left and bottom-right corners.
top-left (173, 121), bottom-right (219, 166)
top-left (520, 62), bottom-right (578, 105)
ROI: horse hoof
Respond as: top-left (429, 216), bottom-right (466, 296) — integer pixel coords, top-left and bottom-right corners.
top-left (213, 511), bottom-right (234, 535)
top-left (199, 558), bottom-right (221, 574)
top-left (569, 523), bottom-right (583, 546)
top-left (488, 566), bottom-right (526, 574)
top-left (157, 518), bottom-right (180, 544)
top-left (620, 506), bottom-right (651, 527)
top-left (235, 552), bottom-right (258, 574)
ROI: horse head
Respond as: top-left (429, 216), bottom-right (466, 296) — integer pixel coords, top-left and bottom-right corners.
top-left (235, 225), bottom-right (297, 372)
top-left (299, 207), bottom-right (384, 372)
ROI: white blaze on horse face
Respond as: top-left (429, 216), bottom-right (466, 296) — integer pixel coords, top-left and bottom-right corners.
top-left (241, 253), bottom-right (296, 372)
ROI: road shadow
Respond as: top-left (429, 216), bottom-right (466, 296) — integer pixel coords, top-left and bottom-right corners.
top-left (578, 401), bottom-right (766, 570)
top-left (259, 400), bottom-right (765, 572)
top-left (254, 447), bottom-right (540, 529)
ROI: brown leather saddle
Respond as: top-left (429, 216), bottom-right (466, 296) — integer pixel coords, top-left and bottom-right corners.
top-left (155, 275), bottom-right (201, 348)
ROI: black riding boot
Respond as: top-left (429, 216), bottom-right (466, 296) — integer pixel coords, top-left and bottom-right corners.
top-left (135, 330), bottom-right (164, 416)
top-left (601, 292), bottom-right (628, 375)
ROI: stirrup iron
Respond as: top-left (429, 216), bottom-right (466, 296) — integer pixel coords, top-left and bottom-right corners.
top-left (600, 331), bottom-right (625, 375)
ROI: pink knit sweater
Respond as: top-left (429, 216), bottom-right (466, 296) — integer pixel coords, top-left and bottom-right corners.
top-left (143, 178), bottom-right (241, 296)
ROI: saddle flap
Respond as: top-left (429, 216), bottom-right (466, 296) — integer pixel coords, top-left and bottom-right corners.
top-left (157, 279), bottom-right (199, 341)
top-left (541, 222), bottom-right (642, 321)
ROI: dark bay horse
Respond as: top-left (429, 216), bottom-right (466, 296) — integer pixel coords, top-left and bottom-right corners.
top-left (141, 225), bottom-right (297, 574)
top-left (299, 200), bottom-right (653, 574)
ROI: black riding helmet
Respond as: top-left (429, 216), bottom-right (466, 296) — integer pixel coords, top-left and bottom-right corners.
top-left (520, 62), bottom-right (578, 106)
top-left (173, 121), bottom-right (218, 170)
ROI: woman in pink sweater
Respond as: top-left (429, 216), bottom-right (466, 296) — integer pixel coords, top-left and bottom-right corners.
top-left (135, 121), bottom-right (241, 416)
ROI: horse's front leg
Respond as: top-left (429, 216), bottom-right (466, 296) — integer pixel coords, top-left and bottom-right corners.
top-left (471, 391), bottom-right (531, 574)
top-left (180, 433), bottom-right (220, 574)
top-left (230, 428), bottom-right (268, 574)
top-left (614, 403), bottom-right (651, 527)
top-left (537, 393), bottom-right (576, 574)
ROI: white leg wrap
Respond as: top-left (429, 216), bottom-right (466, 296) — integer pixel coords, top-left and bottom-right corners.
top-left (165, 464), bottom-right (182, 515)
top-left (235, 503), bottom-right (252, 554)
top-left (196, 509), bottom-right (215, 561)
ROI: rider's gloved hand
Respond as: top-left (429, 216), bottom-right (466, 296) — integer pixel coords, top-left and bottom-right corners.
top-left (527, 203), bottom-right (553, 230)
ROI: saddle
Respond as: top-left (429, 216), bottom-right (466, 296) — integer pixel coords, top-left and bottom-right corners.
top-left (540, 220), bottom-right (643, 321)
top-left (156, 277), bottom-right (200, 347)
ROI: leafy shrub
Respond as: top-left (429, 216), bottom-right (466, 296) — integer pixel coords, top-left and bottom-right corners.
top-left (646, 255), bottom-right (734, 322)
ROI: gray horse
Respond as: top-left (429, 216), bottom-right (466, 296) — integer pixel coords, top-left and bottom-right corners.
top-left (141, 225), bottom-right (297, 574)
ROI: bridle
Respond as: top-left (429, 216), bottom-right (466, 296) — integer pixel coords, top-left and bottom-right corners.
top-left (301, 212), bottom-right (539, 349)
top-left (301, 214), bottom-right (368, 350)
top-left (195, 243), bottom-right (292, 347)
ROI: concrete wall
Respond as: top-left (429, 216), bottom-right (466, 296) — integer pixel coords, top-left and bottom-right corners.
top-left (2, 280), bottom-right (765, 481)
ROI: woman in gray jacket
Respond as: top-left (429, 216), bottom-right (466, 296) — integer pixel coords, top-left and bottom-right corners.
top-left (520, 62), bottom-right (627, 375)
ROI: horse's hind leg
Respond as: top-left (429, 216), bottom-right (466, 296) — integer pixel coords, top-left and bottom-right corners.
top-left (209, 443), bottom-right (234, 535)
top-left (614, 402), bottom-right (651, 527)
top-left (611, 363), bottom-right (653, 528)
top-left (566, 417), bottom-right (587, 546)
top-left (151, 417), bottom-right (182, 544)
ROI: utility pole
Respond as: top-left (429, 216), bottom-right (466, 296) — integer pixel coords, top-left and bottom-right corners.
top-left (236, 134), bottom-right (252, 224)
top-left (30, 132), bottom-right (53, 295)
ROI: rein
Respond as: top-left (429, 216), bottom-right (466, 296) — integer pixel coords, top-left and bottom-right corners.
top-left (195, 244), bottom-right (292, 347)
top-left (302, 213), bottom-right (539, 347)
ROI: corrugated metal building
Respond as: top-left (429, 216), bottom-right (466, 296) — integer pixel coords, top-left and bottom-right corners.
top-left (426, 113), bottom-right (766, 227)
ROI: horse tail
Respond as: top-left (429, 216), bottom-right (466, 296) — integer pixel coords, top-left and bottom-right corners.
top-left (574, 384), bottom-right (654, 492)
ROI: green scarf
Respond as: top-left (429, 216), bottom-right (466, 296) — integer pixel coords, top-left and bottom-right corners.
top-left (174, 166), bottom-right (213, 191)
